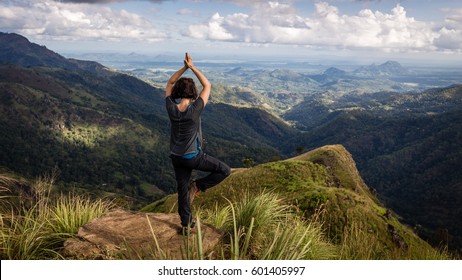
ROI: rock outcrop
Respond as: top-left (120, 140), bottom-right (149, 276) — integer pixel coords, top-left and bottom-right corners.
top-left (63, 209), bottom-right (223, 259)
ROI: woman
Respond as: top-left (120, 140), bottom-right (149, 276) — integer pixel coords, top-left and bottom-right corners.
top-left (165, 53), bottom-right (231, 235)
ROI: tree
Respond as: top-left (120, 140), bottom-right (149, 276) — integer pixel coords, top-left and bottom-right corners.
top-left (242, 157), bottom-right (255, 168)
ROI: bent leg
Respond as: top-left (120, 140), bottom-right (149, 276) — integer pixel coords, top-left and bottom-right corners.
top-left (194, 153), bottom-right (231, 191)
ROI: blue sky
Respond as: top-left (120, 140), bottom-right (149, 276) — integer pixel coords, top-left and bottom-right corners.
top-left (1, 0), bottom-right (462, 65)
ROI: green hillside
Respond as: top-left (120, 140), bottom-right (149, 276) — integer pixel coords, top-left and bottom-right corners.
top-left (0, 64), bottom-right (292, 199)
top-left (283, 85), bottom-right (462, 253)
top-left (0, 65), bottom-right (170, 207)
top-left (143, 145), bottom-right (441, 259)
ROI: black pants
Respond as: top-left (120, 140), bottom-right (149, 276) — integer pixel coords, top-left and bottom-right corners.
top-left (170, 152), bottom-right (231, 227)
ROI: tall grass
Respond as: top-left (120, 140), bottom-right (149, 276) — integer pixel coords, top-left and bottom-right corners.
top-left (338, 220), bottom-right (383, 260)
top-left (259, 216), bottom-right (336, 260)
top-left (137, 190), bottom-right (335, 260)
top-left (198, 203), bottom-right (231, 230)
top-left (197, 190), bottom-right (336, 260)
top-left (230, 191), bottom-right (290, 232)
top-left (337, 220), bottom-right (453, 260)
top-left (0, 174), bottom-right (115, 259)
top-left (0, 206), bottom-right (63, 259)
top-left (225, 196), bottom-right (255, 260)
top-left (2, 173), bottom-right (451, 260)
top-left (49, 194), bottom-right (114, 234)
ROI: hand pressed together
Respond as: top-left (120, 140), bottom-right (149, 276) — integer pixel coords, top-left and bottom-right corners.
top-left (184, 52), bottom-right (194, 69)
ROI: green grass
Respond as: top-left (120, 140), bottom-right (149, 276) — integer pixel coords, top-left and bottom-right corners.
top-left (259, 216), bottom-right (335, 260)
top-left (1, 144), bottom-right (455, 260)
top-left (49, 194), bottom-right (114, 234)
top-left (145, 148), bottom-right (453, 260)
top-left (0, 174), bottom-right (115, 259)
top-left (139, 189), bottom-right (336, 260)
top-left (196, 190), bottom-right (336, 260)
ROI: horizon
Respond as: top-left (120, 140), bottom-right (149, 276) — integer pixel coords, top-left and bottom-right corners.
top-left (1, 0), bottom-right (462, 67)
top-left (60, 49), bottom-right (462, 69)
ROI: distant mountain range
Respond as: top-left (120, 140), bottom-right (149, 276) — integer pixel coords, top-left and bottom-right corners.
top-left (63, 52), bottom-right (180, 64)
top-left (1, 32), bottom-right (461, 254)
top-left (354, 60), bottom-right (410, 76)
top-left (192, 59), bottom-right (442, 113)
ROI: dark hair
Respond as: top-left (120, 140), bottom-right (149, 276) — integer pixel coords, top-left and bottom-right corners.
top-left (171, 77), bottom-right (198, 100)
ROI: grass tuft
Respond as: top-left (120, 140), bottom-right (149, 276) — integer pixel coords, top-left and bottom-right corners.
top-left (0, 173), bottom-right (114, 259)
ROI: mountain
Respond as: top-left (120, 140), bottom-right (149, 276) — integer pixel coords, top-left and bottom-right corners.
top-left (225, 67), bottom-right (245, 76)
top-left (209, 83), bottom-right (266, 107)
top-left (269, 69), bottom-right (304, 81)
top-left (283, 85), bottom-right (462, 253)
top-left (1, 32), bottom-right (460, 255)
top-left (202, 103), bottom-right (295, 165)
top-left (323, 67), bottom-right (347, 76)
top-left (0, 64), bottom-right (169, 207)
top-left (354, 61), bottom-right (409, 77)
top-left (0, 32), bottom-right (109, 74)
top-left (144, 145), bottom-right (440, 259)
top-left (0, 32), bottom-right (295, 208)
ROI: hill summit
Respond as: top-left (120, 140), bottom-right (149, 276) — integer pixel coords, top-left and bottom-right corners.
top-left (0, 32), bottom-right (110, 74)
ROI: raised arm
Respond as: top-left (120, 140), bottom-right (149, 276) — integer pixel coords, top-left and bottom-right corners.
top-left (165, 63), bottom-right (188, 98)
top-left (184, 53), bottom-right (211, 106)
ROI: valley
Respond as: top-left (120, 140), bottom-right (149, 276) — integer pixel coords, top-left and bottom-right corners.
top-left (1, 32), bottom-right (461, 255)
top-left (64, 52), bottom-right (462, 254)
top-left (71, 52), bottom-right (462, 114)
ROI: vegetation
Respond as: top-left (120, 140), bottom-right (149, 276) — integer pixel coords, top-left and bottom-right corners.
top-left (0, 56), bottom-right (296, 205)
top-left (144, 145), bottom-right (451, 259)
top-left (1, 152), bottom-right (453, 260)
top-left (0, 64), bottom-right (291, 208)
top-left (283, 86), bottom-right (462, 253)
top-left (0, 174), bottom-right (115, 259)
top-left (1, 32), bottom-right (461, 256)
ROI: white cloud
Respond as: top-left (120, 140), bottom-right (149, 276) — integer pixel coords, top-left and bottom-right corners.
top-left (187, 12), bottom-right (235, 40)
top-left (0, 0), bottom-right (167, 42)
top-left (2, 0), bottom-right (461, 54)
top-left (187, 1), bottom-right (462, 53)
top-left (434, 8), bottom-right (462, 51)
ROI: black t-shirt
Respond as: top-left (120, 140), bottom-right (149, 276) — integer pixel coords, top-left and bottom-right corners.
top-left (165, 96), bottom-right (204, 157)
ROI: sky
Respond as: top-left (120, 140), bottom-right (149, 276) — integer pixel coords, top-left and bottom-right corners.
top-left (1, 0), bottom-right (462, 65)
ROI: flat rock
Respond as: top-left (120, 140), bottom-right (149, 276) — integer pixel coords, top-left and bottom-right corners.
top-left (62, 209), bottom-right (223, 259)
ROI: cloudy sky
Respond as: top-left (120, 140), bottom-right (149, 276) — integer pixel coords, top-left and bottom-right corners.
top-left (1, 0), bottom-right (462, 64)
